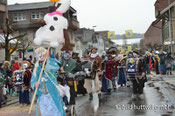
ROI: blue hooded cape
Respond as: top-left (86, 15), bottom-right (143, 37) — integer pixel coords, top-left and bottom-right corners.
top-left (31, 57), bottom-right (65, 116)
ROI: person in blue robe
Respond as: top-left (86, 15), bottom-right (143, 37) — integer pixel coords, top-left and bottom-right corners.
top-left (31, 47), bottom-right (65, 116)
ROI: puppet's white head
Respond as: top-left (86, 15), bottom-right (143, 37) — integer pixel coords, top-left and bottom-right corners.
top-left (33, 0), bottom-right (71, 47)
top-left (54, 0), bottom-right (71, 13)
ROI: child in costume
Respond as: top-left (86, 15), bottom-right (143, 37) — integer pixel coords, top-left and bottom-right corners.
top-left (31, 47), bottom-right (65, 116)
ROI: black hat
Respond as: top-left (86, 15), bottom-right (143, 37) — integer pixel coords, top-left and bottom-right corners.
top-left (72, 52), bottom-right (79, 58)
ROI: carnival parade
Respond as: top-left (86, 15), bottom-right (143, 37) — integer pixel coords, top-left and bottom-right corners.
top-left (0, 0), bottom-right (175, 116)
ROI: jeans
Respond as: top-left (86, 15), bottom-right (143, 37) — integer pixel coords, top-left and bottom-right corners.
top-left (146, 64), bottom-right (150, 74)
top-left (19, 90), bottom-right (30, 104)
top-left (159, 64), bottom-right (166, 75)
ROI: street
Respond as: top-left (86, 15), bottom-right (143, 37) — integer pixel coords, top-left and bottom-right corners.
top-left (0, 74), bottom-right (175, 116)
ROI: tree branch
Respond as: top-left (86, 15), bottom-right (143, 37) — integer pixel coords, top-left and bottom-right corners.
top-left (8, 34), bottom-right (26, 41)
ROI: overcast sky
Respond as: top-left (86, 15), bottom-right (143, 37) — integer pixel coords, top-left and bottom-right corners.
top-left (8, 0), bottom-right (156, 34)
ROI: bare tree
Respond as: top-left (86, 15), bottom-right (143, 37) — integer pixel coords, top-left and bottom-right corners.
top-left (19, 37), bottom-right (32, 59)
top-left (0, 18), bottom-right (26, 61)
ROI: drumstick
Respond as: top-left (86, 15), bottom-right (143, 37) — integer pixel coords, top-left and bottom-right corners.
top-left (28, 46), bottom-right (50, 115)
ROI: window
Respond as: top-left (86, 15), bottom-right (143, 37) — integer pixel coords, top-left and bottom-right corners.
top-left (13, 13), bottom-right (26, 21)
top-left (31, 12), bottom-right (44, 20)
top-left (0, 12), bottom-right (4, 24)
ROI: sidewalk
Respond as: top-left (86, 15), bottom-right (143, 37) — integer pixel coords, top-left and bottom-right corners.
top-left (2, 94), bottom-right (19, 107)
top-left (147, 71), bottom-right (175, 87)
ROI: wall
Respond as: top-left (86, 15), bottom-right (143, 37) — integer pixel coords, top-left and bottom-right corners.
top-left (144, 22), bottom-right (162, 49)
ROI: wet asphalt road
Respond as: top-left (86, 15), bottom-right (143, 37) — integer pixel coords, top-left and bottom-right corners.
top-left (75, 75), bottom-right (175, 116)
top-left (0, 75), bottom-right (175, 116)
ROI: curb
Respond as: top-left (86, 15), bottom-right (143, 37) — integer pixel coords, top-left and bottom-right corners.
top-left (1, 99), bottom-right (19, 108)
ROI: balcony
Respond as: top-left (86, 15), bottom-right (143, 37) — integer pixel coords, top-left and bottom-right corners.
top-left (68, 18), bottom-right (79, 30)
top-left (0, 0), bottom-right (6, 5)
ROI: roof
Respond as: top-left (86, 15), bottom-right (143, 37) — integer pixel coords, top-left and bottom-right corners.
top-left (145, 21), bottom-right (162, 37)
top-left (155, 0), bottom-right (175, 12)
top-left (8, 2), bottom-right (54, 11)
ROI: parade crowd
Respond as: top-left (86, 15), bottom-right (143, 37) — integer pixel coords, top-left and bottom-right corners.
top-left (0, 47), bottom-right (174, 115)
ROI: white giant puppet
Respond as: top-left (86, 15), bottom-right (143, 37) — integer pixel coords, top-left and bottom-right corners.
top-left (34, 0), bottom-right (71, 47)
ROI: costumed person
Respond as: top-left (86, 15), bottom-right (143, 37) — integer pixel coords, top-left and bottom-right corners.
top-left (31, 47), bottom-right (65, 116)
top-left (145, 51), bottom-right (151, 75)
top-left (117, 55), bottom-right (127, 87)
top-left (101, 54), bottom-right (113, 94)
top-left (159, 52), bottom-right (166, 75)
top-left (84, 48), bottom-right (102, 100)
top-left (165, 53), bottom-right (174, 75)
top-left (29, 0), bottom-right (74, 115)
top-left (113, 57), bottom-right (119, 89)
top-left (12, 57), bottom-right (20, 73)
top-left (126, 51), bottom-right (146, 100)
top-left (59, 50), bottom-right (77, 107)
top-left (18, 61), bottom-right (32, 106)
top-left (4, 61), bottom-right (14, 95)
top-left (153, 52), bottom-right (160, 74)
top-left (72, 53), bottom-right (87, 96)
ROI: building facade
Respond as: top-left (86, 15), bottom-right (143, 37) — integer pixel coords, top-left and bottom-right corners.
top-left (74, 28), bottom-right (106, 57)
top-left (144, 21), bottom-right (162, 51)
top-left (154, 0), bottom-right (175, 53)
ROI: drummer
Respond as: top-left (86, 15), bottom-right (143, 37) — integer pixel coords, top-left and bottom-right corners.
top-left (60, 51), bottom-right (76, 74)
top-left (60, 50), bottom-right (77, 105)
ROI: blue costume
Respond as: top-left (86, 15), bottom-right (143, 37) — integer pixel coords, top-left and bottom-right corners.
top-left (118, 62), bottom-right (126, 86)
top-left (31, 57), bottom-right (65, 116)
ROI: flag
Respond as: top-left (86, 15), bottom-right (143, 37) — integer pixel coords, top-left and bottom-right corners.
top-left (125, 30), bottom-right (133, 38)
top-left (108, 31), bottom-right (115, 39)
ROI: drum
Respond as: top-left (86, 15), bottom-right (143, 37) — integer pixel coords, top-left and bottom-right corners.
top-left (57, 72), bottom-right (75, 85)
top-left (74, 71), bottom-right (86, 80)
top-left (13, 70), bottom-right (25, 87)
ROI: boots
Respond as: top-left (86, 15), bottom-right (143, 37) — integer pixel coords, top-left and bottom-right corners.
top-left (89, 93), bottom-right (93, 101)
top-left (98, 93), bottom-right (102, 100)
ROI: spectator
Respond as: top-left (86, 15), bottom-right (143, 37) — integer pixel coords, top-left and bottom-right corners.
top-left (159, 53), bottom-right (166, 75)
top-left (19, 61), bottom-right (32, 106)
top-left (4, 61), bottom-right (13, 95)
top-left (12, 57), bottom-right (20, 73)
top-left (165, 53), bottom-right (174, 75)
top-left (0, 63), bottom-right (7, 105)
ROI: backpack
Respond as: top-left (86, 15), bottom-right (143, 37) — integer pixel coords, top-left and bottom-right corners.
top-left (126, 58), bottom-right (139, 75)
